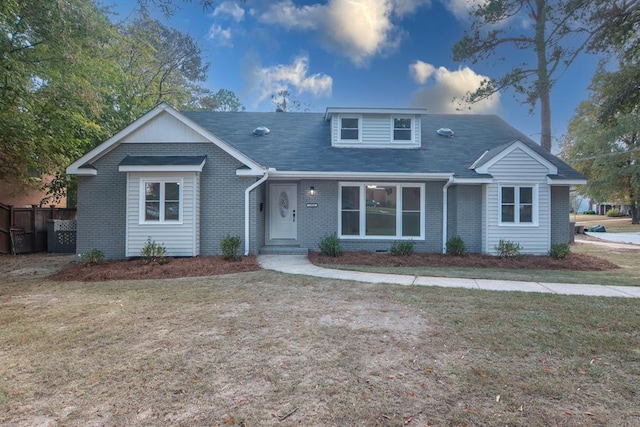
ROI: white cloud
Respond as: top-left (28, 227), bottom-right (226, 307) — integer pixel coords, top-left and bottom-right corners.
top-left (394, 0), bottom-right (430, 16)
top-left (249, 55), bottom-right (333, 107)
top-left (409, 60), bottom-right (436, 84)
top-left (208, 25), bottom-right (233, 46)
top-left (441, 0), bottom-right (485, 20)
top-left (259, 0), bottom-right (323, 30)
top-left (258, 0), bottom-right (430, 67)
top-left (442, 0), bottom-right (526, 27)
top-left (409, 63), bottom-right (501, 113)
top-left (212, 1), bottom-right (245, 22)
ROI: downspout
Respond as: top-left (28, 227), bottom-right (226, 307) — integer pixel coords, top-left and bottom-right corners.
top-left (244, 170), bottom-right (269, 256)
top-left (442, 175), bottom-right (455, 254)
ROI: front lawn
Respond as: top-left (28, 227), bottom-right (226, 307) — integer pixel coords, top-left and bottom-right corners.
top-left (311, 242), bottom-right (640, 286)
top-left (1, 270), bottom-right (638, 426)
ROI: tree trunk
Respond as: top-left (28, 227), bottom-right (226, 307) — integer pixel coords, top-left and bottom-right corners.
top-left (631, 203), bottom-right (639, 224)
top-left (535, 0), bottom-right (552, 152)
top-left (539, 84), bottom-right (552, 151)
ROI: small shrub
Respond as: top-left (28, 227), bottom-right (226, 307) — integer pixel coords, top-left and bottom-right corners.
top-left (390, 240), bottom-right (415, 256)
top-left (495, 240), bottom-right (522, 258)
top-left (319, 233), bottom-right (342, 257)
top-left (606, 209), bottom-right (626, 217)
top-left (140, 238), bottom-right (168, 265)
top-left (549, 243), bottom-right (571, 259)
top-left (80, 248), bottom-right (104, 265)
top-left (220, 234), bottom-right (242, 261)
top-left (580, 210), bottom-right (596, 215)
top-left (446, 236), bottom-right (467, 256)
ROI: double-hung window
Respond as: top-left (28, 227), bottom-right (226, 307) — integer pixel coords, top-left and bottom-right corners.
top-left (340, 117), bottom-right (360, 141)
top-left (142, 180), bottom-right (181, 223)
top-left (392, 117), bottom-right (412, 141)
top-left (500, 185), bottom-right (535, 224)
top-left (340, 183), bottom-right (424, 239)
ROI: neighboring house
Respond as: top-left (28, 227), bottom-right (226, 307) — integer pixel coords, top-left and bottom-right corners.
top-left (594, 202), bottom-right (632, 216)
top-left (0, 175), bottom-right (66, 208)
top-left (66, 103), bottom-right (586, 259)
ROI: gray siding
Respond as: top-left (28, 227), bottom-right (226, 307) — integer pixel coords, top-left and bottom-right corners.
top-left (248, 181), bottom-right (266, 255)
top-left (125, 172), bottom-right (198, 257)
top-left (485, 147), bottom-right (552, 255)
top-left (330, 113), bottom-right (421, 147)
top-left (195, 146), bottom-right (253, 256)
top-left (550, 186), bottom-right (571, 245)
top-left (447, 185), bottom-right (483, 253)
top-left (76, 167), bottom-right (127, 260)
top-left (295, 180), bottom-right (339, 251)
top-left (362, 116), bottom-right (392, 144)
top-left (76, 142), bottom-right (254, 259)
top-left (292, 180), bottom-right (444, 253)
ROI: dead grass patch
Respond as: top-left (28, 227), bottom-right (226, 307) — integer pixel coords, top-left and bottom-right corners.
top-left (1, 272), bottom-right (639, 426)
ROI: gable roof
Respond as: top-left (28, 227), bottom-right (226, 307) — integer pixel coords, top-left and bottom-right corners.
top-left (182, 111), bottom-right (585, 182)
top-left (66, 104), bottom-right (264, 176)
top-left (66, 105), bottom-right (585, 183)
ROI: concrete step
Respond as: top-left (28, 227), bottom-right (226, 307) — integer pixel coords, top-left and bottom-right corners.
top-left (259, 246), bottom-right (309, 255)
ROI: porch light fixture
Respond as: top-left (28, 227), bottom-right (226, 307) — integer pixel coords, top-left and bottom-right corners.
top-left (309, 186), bottom-right (315, 196)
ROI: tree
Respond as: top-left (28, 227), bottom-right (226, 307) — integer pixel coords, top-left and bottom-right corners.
top-left (137, 0), bottom-right (230, 17)
top-left (453, 0), bottom-right (597, 151)
top-left (585, 0), bottom-right (640, 122)
top-left (270, 90), bottom-right (310, 112)
top-left (104, 15), bottom-right (211, 126)
top-left (206, 88), bottom-right (245, 112)
top-left (587, 0), bottom-right (640, 61)
top-left (1, 3), bottom-right (219, 204)
top-left (561, 67), bottom-right (640, 224)
top-left (562, 1), bottom-right (640, 223)
top-left (0, 0), bottom-right (114, 195)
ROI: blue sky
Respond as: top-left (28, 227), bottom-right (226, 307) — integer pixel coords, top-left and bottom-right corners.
top-left (106, 0), bottom-right (603, 152)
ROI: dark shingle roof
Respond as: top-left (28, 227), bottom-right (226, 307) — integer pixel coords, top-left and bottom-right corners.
top-left (182, 111), bottom-right (583, 180)
top-left (119, 155), bottom-right (207, 166)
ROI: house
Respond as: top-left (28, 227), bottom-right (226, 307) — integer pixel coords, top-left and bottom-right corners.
top-left (66, 103), bottom-right (586, 259)
top-left (0, 175), bottom-right (66, 208)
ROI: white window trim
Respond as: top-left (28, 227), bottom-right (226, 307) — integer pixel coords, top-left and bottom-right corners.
top-left (338, 182), bottom-right (425, 240)
top-left (139, 177), bottom-right (184, 224)
top-left (338, 115), bottom-right (362, 143)
top-left (498, 184), bottom-right (538, 226)
top-left (391, 116), bottom-right (414, 143)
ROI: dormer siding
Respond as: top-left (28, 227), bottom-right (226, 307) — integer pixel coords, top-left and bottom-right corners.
top-left (325, 108), bottom-right (426, 148)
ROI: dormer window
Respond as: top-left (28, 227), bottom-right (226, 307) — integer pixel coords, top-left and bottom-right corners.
top-left (340, 117), bottom-right (360, 141)
top-left (325, 107), bottom-right (425, 147)
top-left (393, 117), bottom-right (412, 141)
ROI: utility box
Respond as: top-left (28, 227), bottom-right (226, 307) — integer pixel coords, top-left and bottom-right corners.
top-left (47, 219), bottom-right (76, 253)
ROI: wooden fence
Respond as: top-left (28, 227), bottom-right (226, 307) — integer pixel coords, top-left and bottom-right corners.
top-left (0, 203), bottom-right (76, 254)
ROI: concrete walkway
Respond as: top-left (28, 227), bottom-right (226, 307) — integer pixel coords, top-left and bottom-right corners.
top-left (583, 231), bottom-right (640, 246)
top-left (258, 255), bottom-right (640, 299)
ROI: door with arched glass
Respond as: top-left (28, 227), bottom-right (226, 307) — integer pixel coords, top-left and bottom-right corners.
top-left (269, 183), bottom-right (297, 239)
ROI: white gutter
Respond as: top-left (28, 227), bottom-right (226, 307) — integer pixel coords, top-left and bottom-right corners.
top-left (267, 171), bottom-right (454, 180)
top-left (244, 170), bottom-right (269, 256)
top-left (442, 175), bottom-right (455, 254)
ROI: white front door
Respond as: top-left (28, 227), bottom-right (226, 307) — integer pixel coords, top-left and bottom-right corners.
top-left (270, 183), bottom-right (297, 240)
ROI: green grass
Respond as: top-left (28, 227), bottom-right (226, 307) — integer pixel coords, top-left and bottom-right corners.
top-left (319, 243), bottom-right (640, 286)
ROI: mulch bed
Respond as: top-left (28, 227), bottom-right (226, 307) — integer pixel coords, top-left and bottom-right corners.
top-left (49, 256), bottom-right (261, 282)
top-left (308, 251), bottom-right (620, 271)
top-left (47, 249), bottom-right (619, 283)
